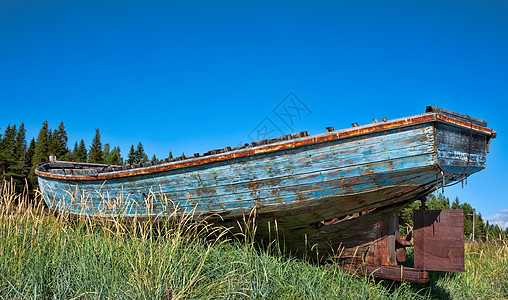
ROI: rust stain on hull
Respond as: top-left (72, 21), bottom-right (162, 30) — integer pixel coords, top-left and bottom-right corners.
top-left (436, 114), bottom-right (493, 135)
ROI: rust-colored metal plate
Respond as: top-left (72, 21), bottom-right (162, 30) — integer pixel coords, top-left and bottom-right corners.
top-left (413, 210), bottom-right (464, 272)
top-left (365, 265), bottom-right (429, 284)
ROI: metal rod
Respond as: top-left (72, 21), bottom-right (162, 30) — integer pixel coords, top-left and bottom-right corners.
top-left (468, 209), bottom-right (476, 241)
top-left (473, 209), bottom-right (475, 241)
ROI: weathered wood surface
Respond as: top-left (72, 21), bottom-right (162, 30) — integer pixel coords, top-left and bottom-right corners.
top-left (435, 122), bottom-right (487, 174)
top-left (426, 106), bottom-right (488, 127)
top-left (36, 108), bottom-right (495, 260)
top-left (38, 124), bottom-right (437, 216)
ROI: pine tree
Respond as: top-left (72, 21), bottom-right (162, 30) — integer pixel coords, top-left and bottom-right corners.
top-left (14, 123), bottom-right (27, 172)
top-left (88, 129), bottom-right (103, 163)
top-left (135, 142), bottom-right (148, 163)
top-left (76, 140), bottom-right (87, 162)
top-left (69, 141), bottom-right (79, 161)
top-left (151, 154), bottom-right (157, 162)
top-left (0, 151), bottom-right (22, 182)
top-left (427, 193), bottom-right (450, 210)
top-left (103, 143), bottom-right (111, 163)
top-left (127, 145), bottom-right (136, 165)
top-left (114, 146), bottom-right (123, 165)
top-left (168, 151), bottom-right (173, 159)
top-left (476, 213), bottom-right (486, 240)
top-left (106, 146), bottom-right (123, 165)
top-left (461, 202), bottom-right (474, 239)
top-left (103, 144), bottom-right (123, 165)
top-left (32, 121), bottom-right (50, 167)
top-left (0, 124), bottom-right (23, 183)
top-left (51, 122), bottom-right (68, 159)
top-left (26, 138), bottom-right (36, 172)
top-left (29, 121), bottom-right (50, 188)
top-left (47, 129), bottom-right (53, 154)
top-left (1, 124), bottom-right (17, 159)
top-left (23, 137), bottom-right (36, 191)
top-left (451, 197), bottom-right (460, 209)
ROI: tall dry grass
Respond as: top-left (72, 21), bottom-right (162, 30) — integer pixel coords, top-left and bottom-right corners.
top-left (0, 180), bottom-right (238, 298)
top-left (0, 179), bottom-right (506, 299)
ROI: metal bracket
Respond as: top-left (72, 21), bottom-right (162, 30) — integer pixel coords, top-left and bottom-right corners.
top-left (365, 265), bottom-right (429, 283)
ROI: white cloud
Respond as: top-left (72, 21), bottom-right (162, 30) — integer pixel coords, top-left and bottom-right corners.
top-left (486, 208), bottom-right (508, 229)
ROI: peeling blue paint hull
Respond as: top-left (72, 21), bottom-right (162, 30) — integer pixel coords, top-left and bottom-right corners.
top-left (36, 106), bottom-right (495, 263)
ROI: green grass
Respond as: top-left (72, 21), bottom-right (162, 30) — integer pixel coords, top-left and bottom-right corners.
top-left (429, 239), bottom-right (508, 299)
top-left (0, 182), bottom-right (506, 299)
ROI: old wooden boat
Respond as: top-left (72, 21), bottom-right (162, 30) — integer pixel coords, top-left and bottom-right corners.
top-left (36, 106), bottom-right (496, 282)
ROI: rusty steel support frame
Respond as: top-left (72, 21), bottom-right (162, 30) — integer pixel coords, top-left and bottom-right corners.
top-left (358, 211), bottom-right (430, 283)
top-left (355, 209), bottom-right (464, 283)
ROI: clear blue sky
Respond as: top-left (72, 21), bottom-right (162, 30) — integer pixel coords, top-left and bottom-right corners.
top-left (1, 1), bottom-right (507, 227)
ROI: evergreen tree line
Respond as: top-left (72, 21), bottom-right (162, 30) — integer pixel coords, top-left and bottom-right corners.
top-left (399, 193), bottom-right (508, 241)
top-left (0, 121), bottom-right (167, 192)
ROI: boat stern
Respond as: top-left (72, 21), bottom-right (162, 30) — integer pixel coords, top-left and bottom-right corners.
top-left (429, 106), bottom-right (496, 176)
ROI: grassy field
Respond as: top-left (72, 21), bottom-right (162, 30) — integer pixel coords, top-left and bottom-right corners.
top-left (0, 183), bottom-right (506, 299)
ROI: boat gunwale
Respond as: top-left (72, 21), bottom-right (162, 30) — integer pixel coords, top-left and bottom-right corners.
top-left (35, 112), bottom-right (495, 181)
